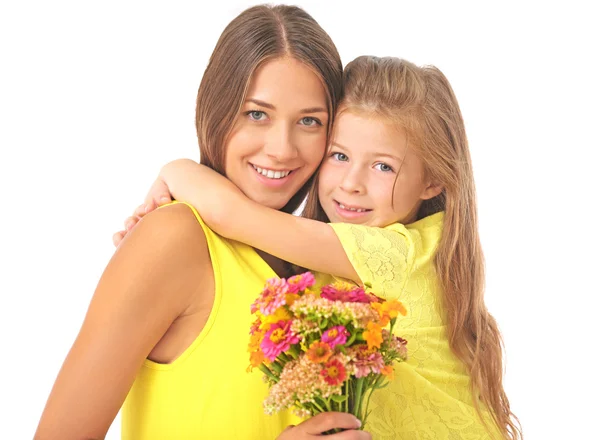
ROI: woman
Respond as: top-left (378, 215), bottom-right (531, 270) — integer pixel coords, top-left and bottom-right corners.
top-left (34, 5), bottom-right (369, 440)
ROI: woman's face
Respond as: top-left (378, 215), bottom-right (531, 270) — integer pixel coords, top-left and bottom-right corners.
top-left (224, 57), bottom-right (329, 209)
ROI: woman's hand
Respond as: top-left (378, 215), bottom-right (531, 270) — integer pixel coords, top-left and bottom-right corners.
top-left (276, 412), bottom-right (371, 439)
top-left (112, 178), bottom-right (172, 247)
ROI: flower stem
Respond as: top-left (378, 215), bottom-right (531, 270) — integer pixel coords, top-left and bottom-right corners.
top-left (258, 364), bottom-right (278, 382)
top-left (354, 377), bottom-right (365, 420)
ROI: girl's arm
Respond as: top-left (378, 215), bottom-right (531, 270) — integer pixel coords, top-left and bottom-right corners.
top-left (160, 159), bottom-right (360, 283)
top-left (35, 204), bottom-right (210, 439)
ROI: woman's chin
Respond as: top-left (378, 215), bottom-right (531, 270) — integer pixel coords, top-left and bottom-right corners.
top-left (248, 193), bottom-right (290, 211)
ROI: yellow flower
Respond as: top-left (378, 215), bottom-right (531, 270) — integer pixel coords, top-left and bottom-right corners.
top-left (260, 307), bottom-right (292, 329)
top-left (363, 322), bottom-right (383, 349)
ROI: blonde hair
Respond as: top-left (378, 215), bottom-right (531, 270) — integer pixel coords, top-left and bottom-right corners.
top-left (195, 4), bottom-right (343, 213)
top-left (304, 56), bottom-right (522, 439)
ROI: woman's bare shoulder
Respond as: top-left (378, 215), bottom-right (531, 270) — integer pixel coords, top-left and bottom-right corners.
top-left (33, 204), bottom-right (213, 439)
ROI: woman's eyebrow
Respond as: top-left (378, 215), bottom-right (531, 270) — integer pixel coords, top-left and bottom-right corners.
top-left (246, 98), bottom-right (275, 109)
top-left (245, 98), bottom-right (326, 114)
top-left (300, 106), bottom-right (328, 114)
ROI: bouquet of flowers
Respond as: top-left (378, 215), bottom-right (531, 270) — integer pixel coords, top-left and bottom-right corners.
top-left (247, 271), bottom-right (408, 427)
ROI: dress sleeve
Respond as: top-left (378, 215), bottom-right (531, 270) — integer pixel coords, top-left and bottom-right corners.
top-left (328, 223), bottom-right (416, 300)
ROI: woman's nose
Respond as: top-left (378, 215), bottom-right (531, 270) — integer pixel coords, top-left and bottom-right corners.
top-left (263, 123), bottom-right (298, 162)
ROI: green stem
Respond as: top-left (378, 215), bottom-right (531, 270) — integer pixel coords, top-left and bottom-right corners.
top-left (311, 398), bottom-right (327, 414)
top-left (362, 376), bottom-right (382, 426)
top-left (258, 364), bottom-right (278, 382)
top-left (269, 360), bottom-right (283, 374)
top-left (354, 377), bottom-right (365, 420)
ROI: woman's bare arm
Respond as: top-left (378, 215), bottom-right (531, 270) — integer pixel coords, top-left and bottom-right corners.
top-left (34, 203), bottom-right (210, 440)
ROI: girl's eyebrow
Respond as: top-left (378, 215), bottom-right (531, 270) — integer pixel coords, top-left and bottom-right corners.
top-left (245, 98), bottom-right (327, 114)
top-left (331, 142), bottom-right (402, 162)
top-left (374, 152), bottom-right (402, 162)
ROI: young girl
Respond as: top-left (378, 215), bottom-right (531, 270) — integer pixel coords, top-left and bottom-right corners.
top-left (118, 56), bottom-right (521, 439)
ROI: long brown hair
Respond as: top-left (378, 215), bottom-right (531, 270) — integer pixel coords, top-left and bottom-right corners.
top-left (304, 56), bottom-right (522, 439)
top-left (195, 4), bottom-right (343, 213)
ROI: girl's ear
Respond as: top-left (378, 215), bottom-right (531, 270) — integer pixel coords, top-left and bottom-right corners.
top-left (420, 182), bottom-right (444, 201)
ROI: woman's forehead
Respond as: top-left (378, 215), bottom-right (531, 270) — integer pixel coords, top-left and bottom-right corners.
top-left (245, 58), bottom-right (328, 112)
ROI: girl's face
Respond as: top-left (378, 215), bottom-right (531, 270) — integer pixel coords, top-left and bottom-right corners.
top-left (224, 58), bottom-right (329, 210)
top-left (318, 111), bottom-right (442, 226)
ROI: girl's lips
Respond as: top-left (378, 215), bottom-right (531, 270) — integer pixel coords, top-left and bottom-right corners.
top-left (250, 163), bottom-right (295, 188)
top-left (333, 200), bottom-right (372, 220)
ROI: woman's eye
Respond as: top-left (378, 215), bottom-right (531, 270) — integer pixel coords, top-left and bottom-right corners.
top-left (300, 117), bottom-right (321, 126)
top-left (332, 152), bottom-right (349, 162)
top-left (247, 110), bottom-right (267, 121)
top-left (375, 162), bottom-right (394, 172)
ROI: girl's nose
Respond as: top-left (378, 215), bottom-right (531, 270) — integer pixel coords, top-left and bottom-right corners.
top-left (339, 166), bottom-right (366, 195)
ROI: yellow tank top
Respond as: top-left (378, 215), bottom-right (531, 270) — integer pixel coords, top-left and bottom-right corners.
top-left (121, 202), bottom-right (297, 439)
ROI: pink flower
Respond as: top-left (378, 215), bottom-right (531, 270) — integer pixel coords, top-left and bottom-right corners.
top-left (392, 334), bottom-right (408, 361)
top-left (348, 345), bottom-right (385, 378)
top-left (321, 325), bottom-right (349, 349)
top-left (320, 282), bottom-right (375, 303)
top-left (251, 277), bottom-right (289, 316)
top-left (260, 320), bottom-right (299, 361)
top-left (285, 272), bottom-right (316, 294)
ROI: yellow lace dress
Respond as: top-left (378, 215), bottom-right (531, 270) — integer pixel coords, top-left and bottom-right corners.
top-left (325, 212), bottom-right (503, 439)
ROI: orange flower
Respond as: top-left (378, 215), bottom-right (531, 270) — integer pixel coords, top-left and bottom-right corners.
top-left (248, 330), bottom-right (264, 353)
top-left (306, 341), bottom-right (333, 363)
top-left (381, 365), bottom-right (395, 381)
top-left (387, 299), bottom-right (407, 317)
top-left (363, 321), bottom-right (383, 349)
top-left (372, 300), bottom-right (407, 326)
top-left (249, 350), bottom-right (265, 369)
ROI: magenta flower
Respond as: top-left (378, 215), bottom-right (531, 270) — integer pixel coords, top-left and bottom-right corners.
top-left (321, 325), bottom-right (350, 348)
top-left (260, 320), bottom-right (300, 361)
top-left (285, 272), bottom-right (316, 294)
top-left (321, 282), bottom-right (375, 303)
top-left (251, 277), bottom-right (289, 315)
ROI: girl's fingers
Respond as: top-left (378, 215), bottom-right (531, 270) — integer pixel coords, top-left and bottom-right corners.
top-left (133, 203), bottom-right (147, 218)
top-left (125, 216), bottom-right (140, 230)
top-left (144, 199), bottom-right (157, 214)
top-left (158, 196), bottom-right (172, 206)
top-left (112, 231), bottom-right (125, 248)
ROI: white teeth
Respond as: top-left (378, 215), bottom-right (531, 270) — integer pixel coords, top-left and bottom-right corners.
top-left (338, 203), bottom-right (367, 213)
top-left (252, 165), bottom-right (291, 179)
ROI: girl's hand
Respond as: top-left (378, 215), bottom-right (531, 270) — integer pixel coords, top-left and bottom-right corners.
top-left (112, 178), bottom-right (172, 247)
top-left (276, 413), bottom-right (371, 439)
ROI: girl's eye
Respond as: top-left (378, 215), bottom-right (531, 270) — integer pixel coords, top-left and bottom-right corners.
top-left (247, 110), bottom-right (267, 121)
top-left (375, 162), bottom-right (394, 172)
top-left (331, 152), bottom-right (349, 162)
top-left (299, 117), bottom-right (321, 127)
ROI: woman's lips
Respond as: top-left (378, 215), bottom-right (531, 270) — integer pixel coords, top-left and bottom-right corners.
top-left (250, 163), bottom-right (295, 188)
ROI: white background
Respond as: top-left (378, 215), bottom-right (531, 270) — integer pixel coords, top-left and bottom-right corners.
top-left (1, 1), bottom-right (598, 438)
